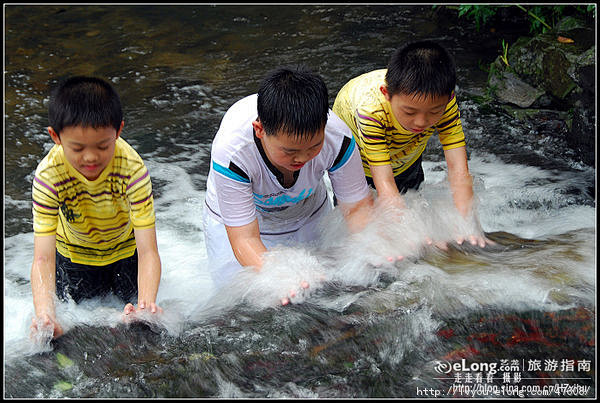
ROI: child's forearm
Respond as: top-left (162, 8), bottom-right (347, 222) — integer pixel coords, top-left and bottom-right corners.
top-left (449, 172), bottom-right (474, 218)
top-left (225, 220), bottom-right (267, 270)
top-left (340, 194), bottom-right (373, 233)
top-left (444, 146), bottom-right (474, 218)
top-left (232, 237), bottom-right (267, 270)
top-left (31, 259), bottom-right (56, 318)
top-left (369, 164), bottom-right (407, 209)
top-left (132, 227), bottom-right (162, 306)
top-left (30, 235), bottom-right (58, 318)
top-left (370, 164), bottom-right (399, 198)
top-left (137, 251), bottom-right (161, 305)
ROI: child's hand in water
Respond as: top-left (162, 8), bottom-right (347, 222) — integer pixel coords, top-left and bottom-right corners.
top-left (122, 301), bottom-right (163, 322)
top-left (385, 255), bottom-right (405, 264)
top-left (30, 313), bottom-right (63, 340)
top-left (425, 234), bottom-right (496, 250)
top-left (455, 233), bottom-right (496, 248)
top-left (280, 281), bottom-right (310, 305)
top-left (425, 236), bottom-right (449, 251)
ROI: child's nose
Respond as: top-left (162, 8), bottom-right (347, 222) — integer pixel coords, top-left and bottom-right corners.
top-left (295, 151), bottom-right (312, 163)
top-left (414, 114), bottom-right (428, 128)
top-left (83, 150), bottom-right (98, 162)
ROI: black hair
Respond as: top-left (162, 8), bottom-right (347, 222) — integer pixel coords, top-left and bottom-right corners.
top-left (48, 76), bottom-right (123, 135)
top-left (257, 66), bottom-right (329, 139)
top-left (385, 41), bottom-right (456, 99)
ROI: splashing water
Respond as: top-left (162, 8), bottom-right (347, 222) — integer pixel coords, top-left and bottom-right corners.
top-left (4, 5), bottom-right (595, 398)
top-left (5, 149), bottom-right (595, 398)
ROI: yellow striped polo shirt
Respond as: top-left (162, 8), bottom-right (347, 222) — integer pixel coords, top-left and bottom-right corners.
top-left (333, 69), bottom-right (466, 177)
top-left (32, 137), bottom-right (156, 266)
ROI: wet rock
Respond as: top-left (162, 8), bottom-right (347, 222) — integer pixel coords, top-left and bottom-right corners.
top-left (486, 16), bottom-right (595, 166)
top-left (568, 106), bottom-right (595, 166)
top-left (567, 47), bottom-right (595, 102)
top-left (488, 66), bottom-right (545, 108)
top-left (555, 16), bottom-right (596, 49)
top-left (500, 107), bottom-right (570, 137)
top-left (506, 34), bottom-right (578, 102)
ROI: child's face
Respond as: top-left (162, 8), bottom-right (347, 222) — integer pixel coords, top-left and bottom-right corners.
top-left (48, 122), bottom-right (123, 181)
top-left (253, 120), bottom-right (325, 173)
top-left (381, 86), bottom-right (449, 134)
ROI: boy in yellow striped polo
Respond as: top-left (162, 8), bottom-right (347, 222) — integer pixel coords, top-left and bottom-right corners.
top-left (333, 40), bottom-right (493, 249)
top-left (30, 76), bottom-right (162, 339)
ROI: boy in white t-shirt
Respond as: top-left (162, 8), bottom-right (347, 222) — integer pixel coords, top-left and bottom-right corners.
top-left (203, 66), bottom-right (373, 295)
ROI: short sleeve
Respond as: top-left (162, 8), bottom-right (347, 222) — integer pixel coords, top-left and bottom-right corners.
top-left (126, 164), bottom-right (156, 229)
top-left (32, 174), bottom-right (60, 236)
top-left (328, 136), bottom-right (371, 204)
top-left (211, 161), bottom-right (257, 227)
top-left (436, 93), bottom-right (466, 150)
top-left (354, 106), bottom-right (392, 166)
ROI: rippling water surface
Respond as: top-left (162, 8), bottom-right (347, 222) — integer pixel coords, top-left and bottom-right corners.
top-left (4, 5), bottom-right (596, 398)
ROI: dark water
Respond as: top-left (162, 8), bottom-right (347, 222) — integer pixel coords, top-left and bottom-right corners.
top-left (4, 301), bottom-right (596, 398)
top-left (4, 5), bottom-right (596, 398)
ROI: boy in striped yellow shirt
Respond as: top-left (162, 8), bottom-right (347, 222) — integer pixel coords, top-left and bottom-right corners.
top-left (30, 76), bottom-right (162, 339)
top-left (333, 40), bottom-right (493, 249)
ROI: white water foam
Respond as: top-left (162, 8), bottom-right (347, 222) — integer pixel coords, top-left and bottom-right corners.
top-left (4, 151), bottom-right (595, 358)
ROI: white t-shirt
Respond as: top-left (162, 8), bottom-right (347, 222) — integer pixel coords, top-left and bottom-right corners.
top-left (204, 94), bottom-right (370, 236)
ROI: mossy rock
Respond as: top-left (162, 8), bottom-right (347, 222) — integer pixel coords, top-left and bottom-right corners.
top-left (486, 57), bottom-right (545, 108)
top-left (508, 35), bottom-right (578, 100)
top-left (489, 16), bottom-right (594, 103)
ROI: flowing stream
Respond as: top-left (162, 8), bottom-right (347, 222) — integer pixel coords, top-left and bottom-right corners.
top-left (4, 5), bottom-right (595, 398)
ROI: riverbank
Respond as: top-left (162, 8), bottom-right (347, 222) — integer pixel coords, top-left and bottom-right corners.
top-left (447, 6), bottom-right (596, 167)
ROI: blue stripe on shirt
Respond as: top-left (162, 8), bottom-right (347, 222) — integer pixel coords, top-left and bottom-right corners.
top-left (212, 161), bottom-right (251, 183)
top-left (329, 136), bottom-right (356, 173)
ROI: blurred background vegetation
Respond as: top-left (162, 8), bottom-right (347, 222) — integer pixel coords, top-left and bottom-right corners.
top-left (441, 4), bottom-right (596, 34)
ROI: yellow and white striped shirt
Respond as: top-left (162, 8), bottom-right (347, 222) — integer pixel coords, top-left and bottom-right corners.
top-left (32, 137), bottom-right (155, 265)
top-left (333, 69), bottom-right (466, 177)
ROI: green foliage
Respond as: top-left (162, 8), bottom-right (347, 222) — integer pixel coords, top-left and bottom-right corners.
top-left (457, 5), bottom-right (500, 31)
top-left (517, 5), bottom-right (558, 33)
top-left (454, 4), bottom-right (595, 34)
top-left (54, 380), bottom-right (73, 392)
top-left (477, 59), bottom-right (490, 73)
top-left (500, 39), bottom-right (510, 67)
top-left (486, 63), bottom-right (500, 98)
top-left (56, 352), bottom-right (74, 369)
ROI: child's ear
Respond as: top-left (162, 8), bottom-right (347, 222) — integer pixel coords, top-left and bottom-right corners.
top-left (252, 119), bottom-right (266, 139)
top-left (116, 120), bottom-right (124, 139)
top-left (379, 85), bottom-right (391, 101)
top-left (48, 127), bottom-right (61, 145)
